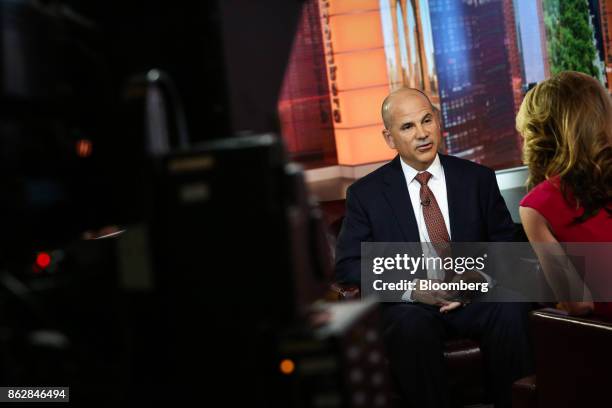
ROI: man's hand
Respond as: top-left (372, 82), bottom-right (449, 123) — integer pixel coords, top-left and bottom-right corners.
top-left (434, 271), bottom-right (485, 312)
top-left (446, 270), bottom-right (487, 304)
top-left (411, 279), bottom-right (465, 313)
top-left (452, 270), bottom-right (487, 285)
top-left (411, 279), bottom-right (460, 308)
top-left (439, 301), bottom-right (463, 313)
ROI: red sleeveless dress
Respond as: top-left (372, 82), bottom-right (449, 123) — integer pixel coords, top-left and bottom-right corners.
top-left (520, 176), bottom-right (612, 319)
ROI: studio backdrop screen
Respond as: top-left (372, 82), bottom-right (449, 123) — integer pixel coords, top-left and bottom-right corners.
top-left (277, 0), bottom-right (612, 170)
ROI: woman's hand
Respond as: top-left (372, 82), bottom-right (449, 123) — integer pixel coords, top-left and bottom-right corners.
top-left (558, 301), bottom-right (594, 316)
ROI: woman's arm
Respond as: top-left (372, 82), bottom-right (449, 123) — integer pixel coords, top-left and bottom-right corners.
top-left (519, 206), bottom-right (594, 316)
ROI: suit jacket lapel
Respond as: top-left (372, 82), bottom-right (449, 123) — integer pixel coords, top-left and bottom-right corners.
top-left (382, 155), bottom-right (420, 242)
top-left (439, 154), bottom-right (464, 241)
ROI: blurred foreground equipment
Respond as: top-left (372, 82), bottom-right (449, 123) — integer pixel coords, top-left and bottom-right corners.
top-left (279, 298), bottom-right (393, 408)
top-left (0, 0), bottom-right (394, 405)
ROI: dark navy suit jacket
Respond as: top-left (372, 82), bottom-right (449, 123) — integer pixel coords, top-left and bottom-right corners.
top-left (335, 154), bottom-right (515, 284)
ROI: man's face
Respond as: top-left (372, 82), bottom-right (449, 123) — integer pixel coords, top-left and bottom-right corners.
top-left (382, 92), bottom-right (442, 170)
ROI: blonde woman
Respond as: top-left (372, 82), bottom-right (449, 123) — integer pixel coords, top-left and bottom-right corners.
top-left (517, 71), bottom-right (612, 317)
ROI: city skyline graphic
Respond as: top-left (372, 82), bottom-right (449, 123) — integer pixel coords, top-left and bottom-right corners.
top-left (278, 0), bottom-right (611, 170)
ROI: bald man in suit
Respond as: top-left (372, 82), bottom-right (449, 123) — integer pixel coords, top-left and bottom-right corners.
top-left (335, 88), bottom-right (532, 408)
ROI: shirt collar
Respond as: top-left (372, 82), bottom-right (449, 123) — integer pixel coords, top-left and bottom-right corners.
top-left (399, 153), bottom-right (443, 183)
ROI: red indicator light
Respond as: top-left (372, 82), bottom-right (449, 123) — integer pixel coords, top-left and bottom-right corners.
top-left (36, 252), bottom-right (51, 269)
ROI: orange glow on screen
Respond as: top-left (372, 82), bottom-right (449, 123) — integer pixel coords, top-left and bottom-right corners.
top-left (338, 87), bottom-right (388, 128)
top-left (328, 0), bottom-right (380, 15)
top-left (335, 126), bottom-right (394, 164)
top-left (333, 49), bottom-right (388, 91)
top-left (320, 1), bottom-right (394, 165)
top-left (329, 12), bottom-right (384, 52)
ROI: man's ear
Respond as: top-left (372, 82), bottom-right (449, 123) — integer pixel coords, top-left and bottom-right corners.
top-left (382, 129), bottom-right (396, 149)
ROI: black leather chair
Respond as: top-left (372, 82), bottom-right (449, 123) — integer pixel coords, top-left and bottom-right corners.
top-left (512, 308), bottom-right (612, 408)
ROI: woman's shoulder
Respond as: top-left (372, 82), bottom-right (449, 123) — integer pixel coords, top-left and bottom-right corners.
top-left (519, 176), bottom-right (563, 209)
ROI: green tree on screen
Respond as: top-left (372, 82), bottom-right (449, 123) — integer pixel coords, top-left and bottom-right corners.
top-left (542, 0), bottom-right (600, 77)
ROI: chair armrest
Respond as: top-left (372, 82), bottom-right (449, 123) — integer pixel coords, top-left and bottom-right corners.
top-left (530, 309), bottom-right (612, 407)
top-left (512, 375), bottom-right (537, 408)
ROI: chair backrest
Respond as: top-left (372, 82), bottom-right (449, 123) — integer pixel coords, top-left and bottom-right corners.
top-left (318, 199), bottom-right (346, 260)
top-left (318, 199), bottom-right (346, 228)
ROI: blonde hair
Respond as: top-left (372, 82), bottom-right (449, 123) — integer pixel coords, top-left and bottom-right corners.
top-left (516, 71), bottom-right (612, 222)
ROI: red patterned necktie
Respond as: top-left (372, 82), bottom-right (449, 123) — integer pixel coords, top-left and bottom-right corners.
top-left (414, 171), bottom-right (450, 244)
top-left (414, 171), bottom-right (453, 282)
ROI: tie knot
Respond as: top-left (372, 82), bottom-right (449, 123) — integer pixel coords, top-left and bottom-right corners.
top-left (415, 171), bottom-right (432, 186)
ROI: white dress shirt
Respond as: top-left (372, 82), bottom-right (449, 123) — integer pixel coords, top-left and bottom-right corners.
top-left (398, 154), bottom-right (492, 302)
